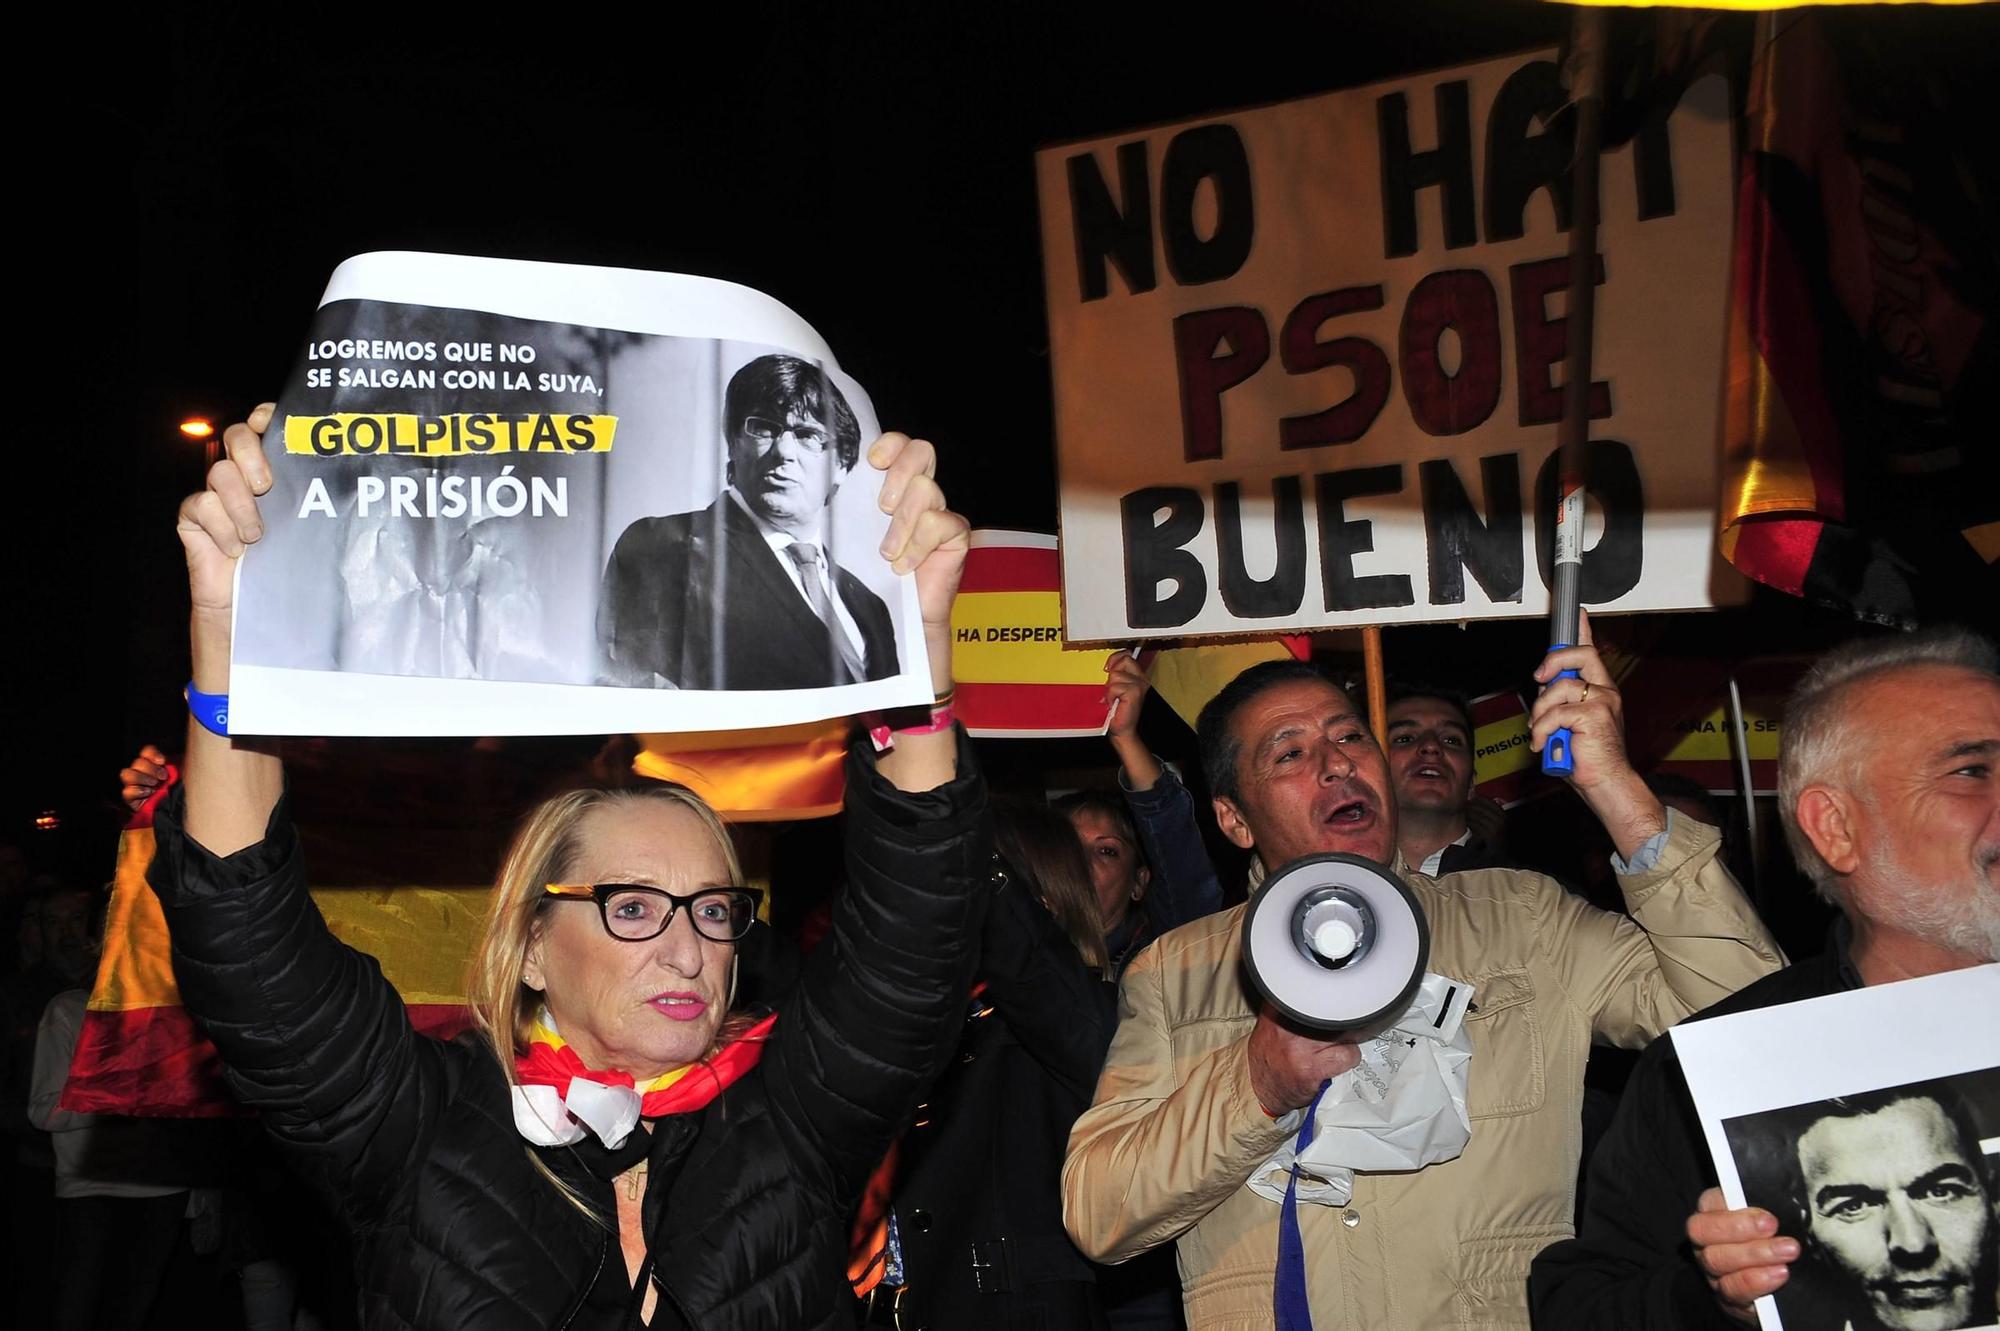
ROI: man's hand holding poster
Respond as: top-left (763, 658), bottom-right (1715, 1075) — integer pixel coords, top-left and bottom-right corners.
top-left (230, 252), bottom-right (931, 735)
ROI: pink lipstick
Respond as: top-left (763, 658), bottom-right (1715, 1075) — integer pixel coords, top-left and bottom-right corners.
top-left (649, 992), bottom-right (709, 1022)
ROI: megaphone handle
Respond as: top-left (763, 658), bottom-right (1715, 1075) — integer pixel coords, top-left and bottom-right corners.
top-left (1542, 654), bottom-right (1578, 777)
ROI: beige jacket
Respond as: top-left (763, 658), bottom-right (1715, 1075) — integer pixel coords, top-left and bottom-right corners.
top-left (1061, 816), bottom-right (1782, 1330)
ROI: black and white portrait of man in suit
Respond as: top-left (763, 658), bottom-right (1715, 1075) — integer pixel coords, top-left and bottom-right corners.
top-left (598, 353), bottom-right (898, 691)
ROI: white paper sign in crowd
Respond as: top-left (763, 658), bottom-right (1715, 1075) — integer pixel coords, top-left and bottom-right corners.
top-left (1674, 965), bottom-right (2000, 1331)
top-left (1036, 53), bottom-right (1746, 641)
top-left (229, 252), bottom-right (931, 736)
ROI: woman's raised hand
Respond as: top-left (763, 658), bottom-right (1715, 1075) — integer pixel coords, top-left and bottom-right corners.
top-left (175, 405), bottom-right (285, 856)
top-left (119, 744), bottom-right (174, 813)
top-left (177, 404), bottom-right (276, 627)
top-left (868, 432), bottom-right (970, 691)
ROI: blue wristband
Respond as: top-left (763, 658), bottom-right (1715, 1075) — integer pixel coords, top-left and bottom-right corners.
top-left (186, 682), bottom-right (230, 737)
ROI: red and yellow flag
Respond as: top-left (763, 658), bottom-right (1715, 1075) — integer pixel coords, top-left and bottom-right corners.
top-left (63, 796), bottom-right (483, 1117)
top-left (1149, 636), bottom-right (1313, 732)
top-left (635, 719), bottom-right (850, 821)
top-left (952, 531), bottom-right (1121, 738)
top-left (1718, 11), bottom-right (1996, 622)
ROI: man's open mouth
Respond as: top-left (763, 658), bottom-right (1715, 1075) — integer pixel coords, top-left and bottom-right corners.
top-left (1322, 796), bottom-right (1374, 826)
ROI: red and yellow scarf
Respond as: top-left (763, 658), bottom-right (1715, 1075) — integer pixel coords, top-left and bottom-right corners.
top-left (511, 1009), bottom-right (777, 1147)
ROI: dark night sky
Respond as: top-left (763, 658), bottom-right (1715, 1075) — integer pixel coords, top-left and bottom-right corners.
top-left (16, 3), bottom-right (1991, 878)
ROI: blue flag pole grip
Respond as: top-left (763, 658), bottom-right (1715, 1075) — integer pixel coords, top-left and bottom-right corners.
top-left (1541, 651), bottom-right (1577, 777)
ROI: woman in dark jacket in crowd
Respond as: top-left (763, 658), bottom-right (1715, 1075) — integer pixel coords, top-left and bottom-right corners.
top-left (862, 799), bottom-right (1118, 1330)
top-left (1063, 649), bottom-right (1224, 980)
top-left (150, 406), bottom-right (982, 1330)
top-left (1058, 651), bottom-right (1220, 1331)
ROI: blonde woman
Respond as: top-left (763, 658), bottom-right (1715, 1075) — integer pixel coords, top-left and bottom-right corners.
top-left (150, 406), bottom-right (983, 1330)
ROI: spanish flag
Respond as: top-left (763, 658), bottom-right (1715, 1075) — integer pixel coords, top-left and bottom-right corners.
top-left (635, 719), bottom-right (850, 821)
top-left (1149, 636), bottom-right (1312, 732)
top-left (952, 531), bottom-right (1120, 738)
top-left (1718, 11), bottom-right (1997, 623)
top-left (62, 787), bottom-right (483, 1117)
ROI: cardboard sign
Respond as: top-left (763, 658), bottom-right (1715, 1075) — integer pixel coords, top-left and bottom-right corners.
top-left (1036, 54), bottom-right (1744, 642)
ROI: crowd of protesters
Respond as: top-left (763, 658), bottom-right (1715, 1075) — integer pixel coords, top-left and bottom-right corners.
top-left (5, 405), bottom-right (1994, 1331)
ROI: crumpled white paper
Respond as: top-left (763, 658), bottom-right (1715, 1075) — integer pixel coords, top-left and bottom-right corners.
top-left (1248, 971), bottom-right (1475, 1208)
top-left (511, 1077), bottom-right (645, 1149)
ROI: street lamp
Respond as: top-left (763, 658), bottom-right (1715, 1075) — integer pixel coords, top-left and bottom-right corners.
top-left (180, 416), bottom-right (220, 466)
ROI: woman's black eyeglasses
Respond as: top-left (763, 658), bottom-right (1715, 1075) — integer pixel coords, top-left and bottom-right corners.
top-left (542, 883), bottom-right (762, 943)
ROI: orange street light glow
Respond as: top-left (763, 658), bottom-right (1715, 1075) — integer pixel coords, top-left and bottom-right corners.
top-left (179, 418), bottom-right (216, 439)
top-left (1552, 1), bottom-right (1980, 6)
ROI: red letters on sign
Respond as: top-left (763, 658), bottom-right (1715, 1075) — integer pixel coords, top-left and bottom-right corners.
top-left (1399, 269), bottom-right (1502, 437)
top-left (1170, 253), bottom-right (1611, 462)
top-left (1175, 307), bottom-right (1270, 463)
top-left (1279, 286), bottom-right (1391, 452)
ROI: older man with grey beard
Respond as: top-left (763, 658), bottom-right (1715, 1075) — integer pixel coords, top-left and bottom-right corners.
top-left (1531, 626), bottom-right (2000, 1330)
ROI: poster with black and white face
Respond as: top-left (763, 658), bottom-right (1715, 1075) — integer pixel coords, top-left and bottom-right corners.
top-left (229, 252), bottom-right (930, 735)
top-left (1675, 966), bottom-right (2000, 1331)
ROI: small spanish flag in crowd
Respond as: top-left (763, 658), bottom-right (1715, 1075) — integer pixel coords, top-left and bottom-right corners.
top-left (951, 531), bottom-right (1121, 738)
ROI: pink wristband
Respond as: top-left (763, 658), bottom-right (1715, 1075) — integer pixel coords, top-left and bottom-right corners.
top-left (867, 702), bottom-right (956, 752)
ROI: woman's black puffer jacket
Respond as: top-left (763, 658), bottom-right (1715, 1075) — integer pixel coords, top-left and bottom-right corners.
top-left (150, 737), bottom-right (993, 1330)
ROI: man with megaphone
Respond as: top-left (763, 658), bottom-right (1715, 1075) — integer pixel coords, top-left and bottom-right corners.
top-left (1061, 620), bottom-right (1784, 1331)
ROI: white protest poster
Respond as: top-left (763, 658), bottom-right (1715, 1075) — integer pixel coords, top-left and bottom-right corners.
top-left (229, 252), bottom-right (931, 736)
top-left (1673, 965), bottom-right (2000, 1331)
top-left (1035, 53), bottom-right (1746, 642)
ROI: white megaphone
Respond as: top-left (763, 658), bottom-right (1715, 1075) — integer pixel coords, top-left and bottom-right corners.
top-left (1242, 854), bottom-right (1430, 1032)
